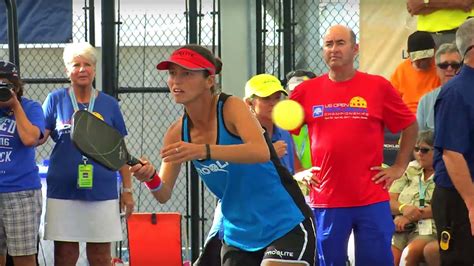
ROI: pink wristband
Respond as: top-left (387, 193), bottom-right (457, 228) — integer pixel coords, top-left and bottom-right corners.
top-left (145, 172), bottom-right (162, 191)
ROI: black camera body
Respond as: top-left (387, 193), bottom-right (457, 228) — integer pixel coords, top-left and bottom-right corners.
top-left (0, 82), bottom-right (13, 102)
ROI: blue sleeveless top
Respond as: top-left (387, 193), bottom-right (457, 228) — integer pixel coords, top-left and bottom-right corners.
top-left (182, 94), bottom-right (311, 251)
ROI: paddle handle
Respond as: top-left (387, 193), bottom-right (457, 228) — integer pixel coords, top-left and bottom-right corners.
top-left (127, 156), bottom-right (142, 166)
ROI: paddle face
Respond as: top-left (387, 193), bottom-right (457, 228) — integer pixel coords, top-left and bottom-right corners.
top-left (71, 110), bottom-right (138, 171)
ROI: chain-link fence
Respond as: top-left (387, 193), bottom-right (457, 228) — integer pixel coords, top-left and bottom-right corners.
top-left (1, 0), bottom-right (363, 264)
top-left (258, 0), bottom-right (360, 80)
top-left (1, 0), bottom-right (220, 264)
top-left (1, 6), bottom-right (90, 265)
top-left (116, 1), bottom-right (220, 262)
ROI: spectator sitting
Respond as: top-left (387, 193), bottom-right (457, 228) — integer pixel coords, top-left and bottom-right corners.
top-left (390, 31), bottom-right (441, 113)
top-left (389, 130), bottom-right (439, 266)
top-left (417, 42), bottom-right (462, 131)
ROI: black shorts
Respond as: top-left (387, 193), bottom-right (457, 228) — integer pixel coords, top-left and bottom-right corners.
top-left (432, 186), bottom-right (474, 265)
top-left (220, 217), bottom-right (315, 266)
top-left (194, 234), bottom-right (222, 266)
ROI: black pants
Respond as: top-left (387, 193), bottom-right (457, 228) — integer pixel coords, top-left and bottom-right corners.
top-left (431, 186), bottom-right (474, 266)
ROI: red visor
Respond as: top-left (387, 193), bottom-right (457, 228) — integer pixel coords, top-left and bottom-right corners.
top-left (156, 48), bottom-right (216, 75)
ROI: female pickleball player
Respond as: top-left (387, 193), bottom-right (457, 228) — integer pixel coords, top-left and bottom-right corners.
top-left (130, 44), bottom-right (315, 266)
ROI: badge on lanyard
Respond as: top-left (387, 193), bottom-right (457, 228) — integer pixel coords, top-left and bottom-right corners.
top-left (70, 87), bottom-right (97, 189)
top-left (418, 219), bottom-right (433, 235)
top-left (417, 174), bottom-right (432, 235)
top-left (77, 163), bottom-right (94, 189)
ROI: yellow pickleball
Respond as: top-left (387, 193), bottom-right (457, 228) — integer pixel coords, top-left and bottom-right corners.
top-left (272, 100), bottom-right (304, 130)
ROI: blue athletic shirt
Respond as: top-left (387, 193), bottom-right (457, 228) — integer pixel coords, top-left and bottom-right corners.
top-left (182, 93), bottom-right (311, 251)
top-left (0, 97), bottom-right (45, 193)
top-left (434, 65), bottom-right (474, 188)
top-left (42, 88), bottom-right (127, 200)
top-left (206, 125), bottom-right (297, 243)
top-left (272, 126), bottom-right (296, 174)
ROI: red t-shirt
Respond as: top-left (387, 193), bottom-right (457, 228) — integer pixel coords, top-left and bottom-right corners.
top-left (290, 71), bottom-right (415, 208)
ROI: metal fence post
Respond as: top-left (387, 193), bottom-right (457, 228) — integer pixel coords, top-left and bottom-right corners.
top-left (101, 0), bottom-right (116, 97)
top-left (187, 0), bottom-right (201, 262)
top-left (282, 0), bottom-right (293, 79)
top-left (4, 0), bottom-right (20, 72)
top-left (256, 0), bottom-right (264, 74)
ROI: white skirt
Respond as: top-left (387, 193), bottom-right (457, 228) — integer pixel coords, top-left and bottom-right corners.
top-left (43, 198), bottom-right (122, 242)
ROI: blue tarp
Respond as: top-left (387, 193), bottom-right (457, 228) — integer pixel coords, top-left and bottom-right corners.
top-left (0, 0), bottom-right (72, 44)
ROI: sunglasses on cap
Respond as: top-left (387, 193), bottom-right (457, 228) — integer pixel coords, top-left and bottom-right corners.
top-left (414, 146), bottom-right (433, 154)
top-left (437, 62), bottom-right (461, 70)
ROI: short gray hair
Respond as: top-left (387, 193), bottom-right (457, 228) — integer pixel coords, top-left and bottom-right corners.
top-left (417, 129), bottom-right (434, 146)
top-left (63, 42), bottom-right (98, 67)
top-left (435, 42), bottom-right (460, 64)
top-left (456, 18), bottom-right (474, 58)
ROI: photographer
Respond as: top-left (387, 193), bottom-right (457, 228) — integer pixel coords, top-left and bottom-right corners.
top-left (0, 60), bottom-right (45, 266)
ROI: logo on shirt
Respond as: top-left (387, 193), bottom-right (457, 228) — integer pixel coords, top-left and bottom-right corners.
top-left (349, 96), bottom-right (367, 108)
top-left (312, 105), bottom-right (324, 118)
top-left (0, 118), bottom-right (16, 134)
top-left (318, 96), bottom-right (369, 120)
top-left (194, 160), bottom-right (229, 176)
top-left (0, 118), bottom-right (15, 163)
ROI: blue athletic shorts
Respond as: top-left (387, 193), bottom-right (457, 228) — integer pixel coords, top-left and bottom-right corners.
top-left (313, 201), bottom-right (395, 266)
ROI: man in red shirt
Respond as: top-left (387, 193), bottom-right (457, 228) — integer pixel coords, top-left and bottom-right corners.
top-left (290, 25), bottom-right (418, 265)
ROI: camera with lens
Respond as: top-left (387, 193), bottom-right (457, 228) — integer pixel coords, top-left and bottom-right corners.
top-left (0, 81), bottom-right (13, 102)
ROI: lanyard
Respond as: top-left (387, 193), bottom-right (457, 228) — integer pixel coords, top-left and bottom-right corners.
top-left (69, 87), bottom-right (96, 163)
top-left (68, 87), bottom-right (96, 113)
top-left (418, 174), bottom-right (429, 207)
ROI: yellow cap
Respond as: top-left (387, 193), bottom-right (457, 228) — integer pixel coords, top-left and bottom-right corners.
top-left (245, 74), bottom-right (288, 99)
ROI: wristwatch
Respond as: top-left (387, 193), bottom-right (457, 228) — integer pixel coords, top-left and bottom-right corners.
top-left (122, 187), bottom-right (133, 193)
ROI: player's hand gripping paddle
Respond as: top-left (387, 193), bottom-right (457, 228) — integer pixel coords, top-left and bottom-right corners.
top-left (71, 110), bottom-right (140, 171)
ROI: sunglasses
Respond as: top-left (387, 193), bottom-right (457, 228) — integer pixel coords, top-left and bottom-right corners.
top-left (414, 146), bottom-right (433, 154)
top-left (437, 62), bottom-right (461, 70)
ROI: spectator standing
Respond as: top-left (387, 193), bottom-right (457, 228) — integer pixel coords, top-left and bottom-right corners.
top-left (39, 42), bottom-right (134, 265)
top-left (407, 0), bottom-right (474, 47)
top-left (290, 24), bottom-right (418, 265)
top-left (417, 42), bottom-right (462, 131)
top-left (431, 18), bottom-right (474, 265)
top-left (391, 31), bottom-right (441, 113)
top-left (0, 61), bottom-right (44, 266)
